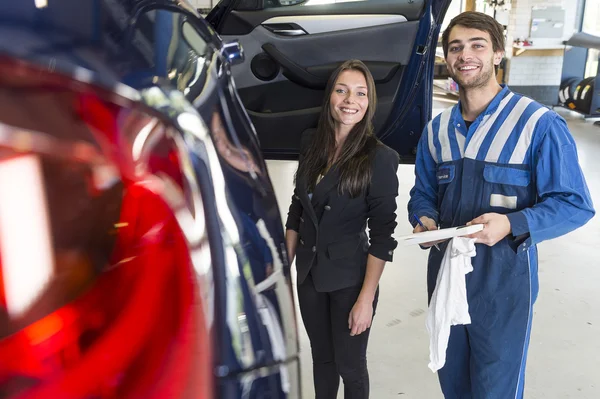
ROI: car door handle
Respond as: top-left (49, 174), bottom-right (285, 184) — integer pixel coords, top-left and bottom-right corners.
top-left (270, 29), bottom-right (306, 36)
top-left (261, 43), bottom-right (325, 89)
top-left (263, 23), bottom-right (307, 37)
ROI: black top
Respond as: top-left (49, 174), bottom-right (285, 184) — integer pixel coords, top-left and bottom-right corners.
top-left (465, 120), bottom-right (473, 130)
top-left (285, 129), bottom-right (400, 292)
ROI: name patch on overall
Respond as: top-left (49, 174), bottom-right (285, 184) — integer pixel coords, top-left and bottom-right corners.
top-left (436, 165), bottom-right (455, 184)
top-left (490, 194), bottom-right (517, 209)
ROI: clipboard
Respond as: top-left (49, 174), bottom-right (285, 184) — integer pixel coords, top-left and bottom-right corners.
top-left (398, 224), bottom-right (484, 246)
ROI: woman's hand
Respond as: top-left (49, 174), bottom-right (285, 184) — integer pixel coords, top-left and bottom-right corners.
top-left (285, 229), bottom-right (298, 265)
top-left (348, 297), bottom-right (374, 336)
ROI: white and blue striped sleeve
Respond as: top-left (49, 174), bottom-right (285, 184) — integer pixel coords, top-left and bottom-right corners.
top-left (408, 122), bottom-right (439, 226)
top-left (506, 114), bottom-right (595, 244)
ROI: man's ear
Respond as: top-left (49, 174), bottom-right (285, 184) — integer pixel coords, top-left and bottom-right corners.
top-left (494, 51), bottom-right (505, 65)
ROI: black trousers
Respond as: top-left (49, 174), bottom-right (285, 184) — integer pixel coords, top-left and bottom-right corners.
top-left (297, 273), bottom-right (379, 399)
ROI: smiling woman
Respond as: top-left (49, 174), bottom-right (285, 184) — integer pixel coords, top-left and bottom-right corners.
top-left (330, 70), bottom-right (369, 130)
top-left (297, 60), bottom-right (378, 197)
top-left (284, 59), bottom-right (400, 399)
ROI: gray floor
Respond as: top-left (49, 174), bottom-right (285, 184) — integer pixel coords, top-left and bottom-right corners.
top-left (266, 97), bottom-right (600, 398)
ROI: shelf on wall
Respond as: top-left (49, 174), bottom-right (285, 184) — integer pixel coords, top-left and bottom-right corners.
top-left (512, 44), bottom-right (566, 57)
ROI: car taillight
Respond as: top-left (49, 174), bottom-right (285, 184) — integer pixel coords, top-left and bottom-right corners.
top-left (0, 57), bottom-right (211, 399)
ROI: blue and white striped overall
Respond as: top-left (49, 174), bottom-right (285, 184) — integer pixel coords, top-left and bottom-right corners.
top-left (408, 86), bottom-right (595, 398)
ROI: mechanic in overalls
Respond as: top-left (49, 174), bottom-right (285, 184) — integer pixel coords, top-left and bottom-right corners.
top-left (408, 11), bottom-right (595, 398)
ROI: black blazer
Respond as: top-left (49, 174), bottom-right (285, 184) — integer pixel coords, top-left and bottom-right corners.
top-left (286, 130), bottom-right (400, 292)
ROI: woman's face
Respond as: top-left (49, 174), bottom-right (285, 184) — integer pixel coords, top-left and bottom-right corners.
top-left (329, 69), bottom-right (369, 129)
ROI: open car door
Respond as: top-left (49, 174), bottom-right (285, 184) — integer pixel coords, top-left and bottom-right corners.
top-left (206, 0), bottom-right (452, 162)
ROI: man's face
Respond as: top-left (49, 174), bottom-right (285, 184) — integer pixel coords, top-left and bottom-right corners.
top-left (445, 25), bottom-right (503, 90)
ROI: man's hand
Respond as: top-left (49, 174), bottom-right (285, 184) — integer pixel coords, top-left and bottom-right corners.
top-left (467, 213), bottom-right (512, 246)
top-left (412, 215), bottom-right (437, 233)
top-left (413, 216), bottom-right (444, 248)
top-left (348, 297), bottom-right (373, 336)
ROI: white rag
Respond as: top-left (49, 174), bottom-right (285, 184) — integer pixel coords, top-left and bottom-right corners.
top-left (426, 237), bottom-right (476, 372)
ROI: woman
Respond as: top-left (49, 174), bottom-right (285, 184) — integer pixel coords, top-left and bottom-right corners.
top-left (285, 60), bottom-right (399, 398)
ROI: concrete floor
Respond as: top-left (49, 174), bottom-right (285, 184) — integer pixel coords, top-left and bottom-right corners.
top-left (266, 98), bottom-right (600, 398)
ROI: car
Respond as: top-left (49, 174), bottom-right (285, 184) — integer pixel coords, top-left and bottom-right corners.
top-left (0, 0), bottom-right (300, 398)
top-left (0, 0), bottom-right (452, 396)
top-left (205, 0), bottom-right (452, 162)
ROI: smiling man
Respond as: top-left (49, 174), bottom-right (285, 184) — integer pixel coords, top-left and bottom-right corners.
top-left (408, 11), bottom-right (595, 399)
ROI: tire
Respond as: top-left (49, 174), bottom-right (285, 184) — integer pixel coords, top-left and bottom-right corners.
top-left (575, 76), bottom-right (596, 114)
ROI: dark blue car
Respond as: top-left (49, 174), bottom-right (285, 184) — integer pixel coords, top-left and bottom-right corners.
top-left (0, 0), bottom-right (450, 397)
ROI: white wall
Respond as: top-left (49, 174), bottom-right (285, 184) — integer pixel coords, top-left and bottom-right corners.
top-left (505, 0), bottom-right (581, 87)
top-left (507, 0), bottom-right (578, 42)
top-left (441, 0), bottom-right (465, 32)
top-left (507, 55), bottom-right (564, 86)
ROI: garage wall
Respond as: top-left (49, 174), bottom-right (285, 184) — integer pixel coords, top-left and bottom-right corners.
top-left (504, 0), bottom-right (581, 104)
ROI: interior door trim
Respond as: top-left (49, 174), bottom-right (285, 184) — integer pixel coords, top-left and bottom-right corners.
top-left (261, 14), bottom-right (408, 35)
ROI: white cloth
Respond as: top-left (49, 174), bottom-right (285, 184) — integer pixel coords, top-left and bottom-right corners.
top-left (426, 237), bottom-right (477, 372)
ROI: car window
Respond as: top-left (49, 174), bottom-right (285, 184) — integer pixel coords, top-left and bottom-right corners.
top-left (235, 0), bottom-right (306, 11)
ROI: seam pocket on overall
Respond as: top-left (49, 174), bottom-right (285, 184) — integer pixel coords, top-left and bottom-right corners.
top-left (327, 239), bottom-right (360, 260)
top-left (483, 165), bottom-right (531, 210)
top-left (436, 164), bottom-right (455, 184)
top-left (483, 165), bottom-right (530, 187)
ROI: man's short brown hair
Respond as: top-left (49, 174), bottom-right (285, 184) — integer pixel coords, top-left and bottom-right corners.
top-left (441, 11), bottom-right (505, 58)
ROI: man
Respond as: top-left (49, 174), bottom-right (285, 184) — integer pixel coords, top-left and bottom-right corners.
top-left (408, 11), bottom-right (595, 398)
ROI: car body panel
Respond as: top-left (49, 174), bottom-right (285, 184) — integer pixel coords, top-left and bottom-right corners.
top-left (0, 0), bottom-right (299, 397)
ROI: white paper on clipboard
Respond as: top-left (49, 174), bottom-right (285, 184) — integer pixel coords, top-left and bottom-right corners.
top-left (399, 224), bottom-right (484, 246)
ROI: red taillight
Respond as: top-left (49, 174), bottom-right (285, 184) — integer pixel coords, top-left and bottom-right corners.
top-left (0, 57), bottom-right (212, 398)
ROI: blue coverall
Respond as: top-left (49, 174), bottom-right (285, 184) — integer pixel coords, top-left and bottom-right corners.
top-left (408, 86), bottom-right (595, 398)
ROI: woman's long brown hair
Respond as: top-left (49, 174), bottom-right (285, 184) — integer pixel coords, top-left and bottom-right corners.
top-left (297, 59), bottom-right (379, 197)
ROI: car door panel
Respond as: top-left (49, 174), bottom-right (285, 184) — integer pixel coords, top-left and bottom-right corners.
top-left (222, 13), bottom-right (419, 158)
top-left (220, 0), bottom-right (425, 35)
top-left (225, 20), bottom-right (418, 88)
top-left (261, 14), bottom-right (408, 34)
top-left (210, 0), bottom-right (452, 161)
